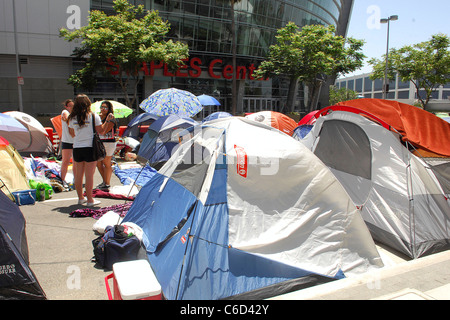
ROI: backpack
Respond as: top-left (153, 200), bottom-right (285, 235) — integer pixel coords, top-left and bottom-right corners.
top-left (92, 225), bottom-right (141, 270)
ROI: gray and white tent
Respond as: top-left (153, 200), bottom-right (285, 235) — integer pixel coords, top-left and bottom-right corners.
top-left (299, 110), bottom-right (450, 259)
top-left (124, 117), bottom-right (384, 299)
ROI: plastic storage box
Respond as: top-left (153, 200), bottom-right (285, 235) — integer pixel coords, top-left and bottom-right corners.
top-left (105, 259), bottom-right (162, 300)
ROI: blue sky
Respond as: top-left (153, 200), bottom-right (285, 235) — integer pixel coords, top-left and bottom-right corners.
top-left (345, 0), bottom-right (449, 76)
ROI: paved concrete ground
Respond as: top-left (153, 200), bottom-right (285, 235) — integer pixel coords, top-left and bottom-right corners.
top-left (271, 249), bottom-right (450, 300)
top-left (20, 164), bottom-right (127, 300)
top-left (19, 161), bottom-right (450, 300)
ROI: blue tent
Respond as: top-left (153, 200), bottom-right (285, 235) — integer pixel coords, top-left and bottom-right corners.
top-left (292, 125), bottom-right (314, 140)
top-left (137, 115), bottom-right (197, 169)
top-left (122, 112), bottom-right (159, 140)
top-left (123, 117), bottom-right (383, 300)
top-left (202, 111), bottom-right (232, 123)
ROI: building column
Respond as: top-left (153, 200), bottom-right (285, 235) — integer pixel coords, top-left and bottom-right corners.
top-left (236, 79), bottom-right (245, 114)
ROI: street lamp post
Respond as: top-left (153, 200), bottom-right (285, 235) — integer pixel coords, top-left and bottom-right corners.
top-left (380, 15), bottom-right (398, 99)
top-left (12, 0), bottom-right (24, 112)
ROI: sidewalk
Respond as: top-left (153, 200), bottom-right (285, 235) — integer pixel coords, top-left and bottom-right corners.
top-left (271, 249), bottom-right (450, 300)
top-left (20, 162), bottom-right (450, 300)
top-left (20, 166), bottom-right (127, 300)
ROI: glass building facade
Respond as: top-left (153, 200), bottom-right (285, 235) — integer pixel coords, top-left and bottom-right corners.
top-left (89, 0), bottom-right (353, 115)
top-left (0, 0), bottom-right (353, 117)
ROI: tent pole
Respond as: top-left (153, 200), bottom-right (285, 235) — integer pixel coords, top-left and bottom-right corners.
top-left (175, 200), bottom-right (199, 300)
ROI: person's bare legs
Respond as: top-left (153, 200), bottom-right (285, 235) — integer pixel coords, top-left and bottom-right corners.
top-left (61, 148), bottom-right (73, 182)
top-left (96, 160), bottom-right (105, 184)
top-left (102, 156), bottom-right (113, 185)
top-left (84, 161), bottom-right (98, 203)
top-left (97, 156), bottom-right (113, 186)
top-left (73, 161), bottom-right (85, 201)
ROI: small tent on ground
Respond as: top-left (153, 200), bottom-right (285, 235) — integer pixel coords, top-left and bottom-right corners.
top-left (245, 111), bottom-right (297, 136)
top-left (202, 111), bottom-right (232, 123)
top-left (299, 110), bottom-right (450, 259)
top-left (4, 111), bottom-right (53, 157)
top-left (122, 112), bottom-right (159, 140)
top-left (0, 191), bottom-right (46, 299)
top-left (0, 137), bottom-right (30, 201)
top-left (137, 115), bottom-right (197, 169)
top-left (123, 117), bottom-right (383, 300)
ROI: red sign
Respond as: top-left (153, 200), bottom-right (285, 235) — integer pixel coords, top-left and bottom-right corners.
top-left (234, 144), bottom-right (248, 178)
top-left (107, 57), bottom-right (267, 81)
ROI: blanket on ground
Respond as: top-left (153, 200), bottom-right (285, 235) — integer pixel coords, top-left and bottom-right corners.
top-left (70, 202), bottom-right (133, 219)
top-left (87, 188), bottom-right (136, 200)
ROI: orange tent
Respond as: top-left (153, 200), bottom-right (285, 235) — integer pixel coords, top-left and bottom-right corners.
top-left (332, 99), bottom-right (450, 158)
top-left (245, 111), bottom-right (298, 136)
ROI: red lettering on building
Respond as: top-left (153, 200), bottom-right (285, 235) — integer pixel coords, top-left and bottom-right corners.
top-left (149, 61), bottom-right (163, 76)
top-left (175, 58), bottom-right (189, 77)
top-left (236, 65), bottom-right (246, 80)
top-left (189, 57), bottom-right (202, 78)
top-left (106, 58), bottom-right (119, 76)
top-left (107, 57), bottom-right (267, 81)
top-left (222, 64), bottom-right (233, 80)
top-left (208, 59), bottom-right (222, 79)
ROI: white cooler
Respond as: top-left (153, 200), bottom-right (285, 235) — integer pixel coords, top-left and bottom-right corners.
top-left (105, 259), bottom-right (162, 300)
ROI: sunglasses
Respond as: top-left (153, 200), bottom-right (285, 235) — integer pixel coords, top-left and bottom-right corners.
top-left (100, 106), bottom-right (108, 109)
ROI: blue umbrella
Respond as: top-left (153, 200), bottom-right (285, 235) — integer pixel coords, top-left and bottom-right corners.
top-left (197, 94), bottom-right (221, 106)
top-left (202, 111), bottom-right (232, 123)
top-left (0, 113), bottom-right (28, 132)
top-left (139, 88), bottom-right (203, 118)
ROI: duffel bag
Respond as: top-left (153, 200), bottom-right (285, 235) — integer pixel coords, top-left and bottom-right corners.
top-left (92, 225), bottom-right (141, 270)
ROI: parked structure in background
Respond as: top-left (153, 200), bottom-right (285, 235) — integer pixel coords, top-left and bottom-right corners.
top-left (335, 72), bottom-right (450, 112)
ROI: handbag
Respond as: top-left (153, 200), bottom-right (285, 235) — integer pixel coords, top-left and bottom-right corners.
top-left (92, 114), bottom-right (106, 161)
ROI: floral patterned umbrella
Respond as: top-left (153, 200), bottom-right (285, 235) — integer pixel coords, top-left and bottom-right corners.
top-left (139, 88), bottom-right (203, 118)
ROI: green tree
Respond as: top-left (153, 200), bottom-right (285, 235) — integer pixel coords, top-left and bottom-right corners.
top-left (253, 23), bottom-right (365, 112)
top-left (329, 85), bottom-right (359, 105)
top-left (369, 34), bottom-right (450, 109)
top-left (60, 0), bottom-right (189, 108)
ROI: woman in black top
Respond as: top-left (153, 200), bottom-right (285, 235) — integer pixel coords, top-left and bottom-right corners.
top-left (96, 100), bottom-right (117, 191)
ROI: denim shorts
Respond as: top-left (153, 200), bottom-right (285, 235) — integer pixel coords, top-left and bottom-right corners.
top-left (73, 147), bottom-right (96, 162)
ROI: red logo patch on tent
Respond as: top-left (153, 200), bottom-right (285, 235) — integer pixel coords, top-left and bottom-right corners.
top-left (234, 145), bottom-right (248, 178)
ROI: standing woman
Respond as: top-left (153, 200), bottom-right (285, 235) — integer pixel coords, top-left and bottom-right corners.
top-left (96, 101), bottom-right (117, 191)
top-left (60, 99), bottom-right (74, 187)
top-left (68, 94), bottom-right (111, 207)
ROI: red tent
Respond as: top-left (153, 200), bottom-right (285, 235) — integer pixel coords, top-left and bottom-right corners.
top-left (298, 110), bottom-right (319, 126)
top-left (330, 99), bottom-right (450, 158)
